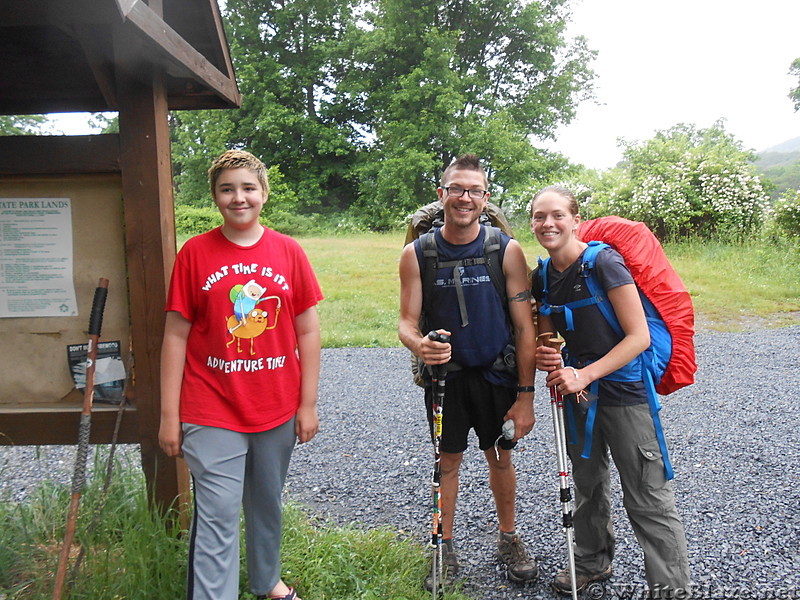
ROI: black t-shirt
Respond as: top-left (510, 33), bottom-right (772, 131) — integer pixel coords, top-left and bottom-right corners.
top-left (532, 246), bottom-right (646, 406)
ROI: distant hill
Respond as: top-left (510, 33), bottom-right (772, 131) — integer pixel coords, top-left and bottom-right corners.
top-left (755, 150), bottom-right (800, 169)
top-left (755, 143), bottom-right (800, 199)
top-left (762, 136), bottom-right (800, 154)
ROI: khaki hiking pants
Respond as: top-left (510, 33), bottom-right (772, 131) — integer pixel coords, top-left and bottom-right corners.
top-left (567, 402), bottom-right (691, 596)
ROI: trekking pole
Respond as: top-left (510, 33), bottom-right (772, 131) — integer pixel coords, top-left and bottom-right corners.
top-left (53, 278), bottom-right (109, 600)
top-left (427, 330), bottom-right (450, 599)
top-left (70, 351), bottom-right (133, 582)
top-left (537, 332), bottom-right (578, 600)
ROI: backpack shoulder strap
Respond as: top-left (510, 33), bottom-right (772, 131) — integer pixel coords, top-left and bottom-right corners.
top-left (537, 255), bottom-right (552, 310)
top-left (580, 240), bottom-right (608, 269)
top-left (578, 242), bottom-right (622, 336)
top-left (538, 242), bottom-right (611, 331)
top-left (418, 231), bottom-right (439, 321)
top-left (482, 226), bottom-right (507, 305)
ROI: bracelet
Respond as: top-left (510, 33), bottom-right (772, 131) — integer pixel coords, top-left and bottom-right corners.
top-left (516, 386), bottom-right (535, 393)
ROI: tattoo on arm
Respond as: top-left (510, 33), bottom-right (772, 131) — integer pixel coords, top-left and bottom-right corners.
top-left (509, 290), bottom-right (532, 303)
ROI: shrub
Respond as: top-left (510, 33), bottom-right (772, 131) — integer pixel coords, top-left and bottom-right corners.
top-left (771, 189), bottom-right (800, 237)
top-left (174, 205), bottom-right (223, 236)
top-left (574, 122), bottom-right (771, 241)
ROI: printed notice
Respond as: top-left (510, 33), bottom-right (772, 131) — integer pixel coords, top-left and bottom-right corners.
top-left (0, 198), bottom-right (78, 318)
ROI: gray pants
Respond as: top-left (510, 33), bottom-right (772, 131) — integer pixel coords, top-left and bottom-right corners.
top-left (568, 403), bottom-right (691, 595)
top-left (181, 419), bottom-right (296, 600)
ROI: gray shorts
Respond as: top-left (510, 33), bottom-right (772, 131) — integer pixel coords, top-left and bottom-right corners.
top-left (181, 419), bottom-right (296, 599)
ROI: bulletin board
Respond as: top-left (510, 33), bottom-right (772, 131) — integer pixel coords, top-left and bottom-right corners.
top-left (0, 175), bottom-right (131, 406)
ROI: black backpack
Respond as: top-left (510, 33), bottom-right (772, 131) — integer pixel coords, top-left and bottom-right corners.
top-left (405, 202), bottom-right (515, 386)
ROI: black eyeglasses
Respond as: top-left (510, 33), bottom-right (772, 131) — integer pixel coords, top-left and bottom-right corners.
top-left (444, 186), bottom-right (488, 200)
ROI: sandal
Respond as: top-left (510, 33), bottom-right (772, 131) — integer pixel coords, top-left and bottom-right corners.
top-left (257, 588), bottom-right (300, 600)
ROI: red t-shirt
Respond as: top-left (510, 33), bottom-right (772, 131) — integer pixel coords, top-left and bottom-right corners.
top-left (166, 226), bottom-right (323, 432)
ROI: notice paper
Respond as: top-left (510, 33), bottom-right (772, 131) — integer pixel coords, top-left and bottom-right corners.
top-left (0, 198), bottom-right (77, 318)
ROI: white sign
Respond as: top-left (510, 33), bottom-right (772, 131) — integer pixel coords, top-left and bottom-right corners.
top-left (0, 198), bottom-right (78, 318)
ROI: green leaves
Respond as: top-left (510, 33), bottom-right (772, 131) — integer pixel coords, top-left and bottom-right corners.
top-left (170, 0), bottom-right (595, 231)
top-left (340, 0), bottom-right (594, 226)
top-left (789, 57), bottom-right (800, 112)
top-left (0, 114), bottom-right (48, 135)
top-left (579, 121), bottom-right (771, 241)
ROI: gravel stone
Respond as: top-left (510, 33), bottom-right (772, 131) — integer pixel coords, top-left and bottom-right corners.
top-left (2, 327), bottom-right (799, 599)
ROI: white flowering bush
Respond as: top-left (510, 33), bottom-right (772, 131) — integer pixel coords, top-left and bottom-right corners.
top-left (580, 122), bottom-right (771, 240)
top-left (771, 189), bottom-right (800, 237)
top-left (629, 157), bottom-right (697, 234)
top-left (696, 160), bottom-right (769, 237)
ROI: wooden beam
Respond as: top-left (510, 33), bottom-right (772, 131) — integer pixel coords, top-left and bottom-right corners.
top-left (115, 49), bottom-right (190, 515)
top-left (72, 24), bottom-right (119, 108)
top-left (114, 0), bottom-right (240, 107)
top-left (205, 0), bottom-right (239, 98)
top-left (0, 135), bottom-right (120, 177)
top-left (0, 405), bottom-right (138, 446)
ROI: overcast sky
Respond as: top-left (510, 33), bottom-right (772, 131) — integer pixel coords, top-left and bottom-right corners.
top-left (52, 1), bottom-right (800, 172)
top-left (544, 0), bottom-right (800, 169)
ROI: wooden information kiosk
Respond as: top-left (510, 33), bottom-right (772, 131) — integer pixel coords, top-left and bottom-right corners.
top-left (0, 0), bottom-right (241, 512)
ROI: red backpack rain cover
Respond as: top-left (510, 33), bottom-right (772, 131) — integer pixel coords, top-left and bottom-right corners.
top-left (577, 216), bottom-right (696, 395)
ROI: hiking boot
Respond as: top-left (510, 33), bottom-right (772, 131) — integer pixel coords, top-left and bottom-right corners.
top-left (424, 539), bottom-right (460, 591)
top-left (497, 530), bottom-right (538, 583)
top-left (552, 564), bottom-right (612, 596)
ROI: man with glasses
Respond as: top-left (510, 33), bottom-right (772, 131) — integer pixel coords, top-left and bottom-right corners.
top-left (399, 154), bottom-right (538, 590)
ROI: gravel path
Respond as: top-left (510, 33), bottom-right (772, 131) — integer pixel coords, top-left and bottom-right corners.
top-left (2, 327), bottom-right (799, 599)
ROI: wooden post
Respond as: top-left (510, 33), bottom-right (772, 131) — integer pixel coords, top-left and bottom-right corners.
top-left (115, 56), bottom-right (190, 522)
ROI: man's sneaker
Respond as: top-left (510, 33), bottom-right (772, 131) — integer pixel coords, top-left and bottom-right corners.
top-left (552, 564), bottom-right (612, 596)
top-left (424, 539), bottom-right (460, 591)
top-left (497, 530), bottom-right (538, 583)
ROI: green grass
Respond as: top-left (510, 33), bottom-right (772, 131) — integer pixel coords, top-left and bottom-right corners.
top-left (298, 234), bottom-right (403, 348)
top-left (0, 452), bottom-right (470, 600)
top-left (297, 231), bottom-right (800, 346)
top-left (179, 228), bottom-right (800, 346)
top-left (0, 454), bottom-right (187, 599)
top-left (665, 238), bottom-right (800, 331)
top-left (297, 231), bottom-right (556, 347)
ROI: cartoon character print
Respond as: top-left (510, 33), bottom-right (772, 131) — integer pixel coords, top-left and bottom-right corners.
top-left (226, 280), bottom-right (282, 355)
top-left (229, 279), bottom-right (267, 332)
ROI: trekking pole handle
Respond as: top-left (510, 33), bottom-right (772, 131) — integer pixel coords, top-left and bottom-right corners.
top-left (536, 332), bottom-right (564, 352)
top-left (427, 330), bottom-right (450, 344)
top-left (88, 278), bottom-right (109, 337)
top-left (427, 331), bottom-right (450, 380)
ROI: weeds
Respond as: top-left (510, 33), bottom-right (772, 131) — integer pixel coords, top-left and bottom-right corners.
top-left (0, 453), bottom-right (469, 600)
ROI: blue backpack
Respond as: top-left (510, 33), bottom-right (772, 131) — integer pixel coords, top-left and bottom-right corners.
top-left (539, 241), bottom-right (676, 480)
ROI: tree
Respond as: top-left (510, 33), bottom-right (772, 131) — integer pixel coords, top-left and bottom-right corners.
top-left (582, 121), bottom-right (770, 240)
top-left (342, 0), bottom-right (595, 228)
top-left (790, 57), bottom-right (800, 112)
top-left (169, 0), bottom-right (595, 230)
top-left (171, 0), bottom-right (361, 215)
top-left (0, 115), bottom-right (48, 135)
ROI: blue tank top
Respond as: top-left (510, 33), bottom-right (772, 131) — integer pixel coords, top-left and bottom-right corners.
top-left (415, 226), bottom-right (512, 374)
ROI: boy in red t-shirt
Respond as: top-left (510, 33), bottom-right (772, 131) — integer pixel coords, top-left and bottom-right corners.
top-left (159, 149), bottom-right (323, 600)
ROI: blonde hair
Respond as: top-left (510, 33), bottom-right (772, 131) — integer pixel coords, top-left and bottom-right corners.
top-left (208, 150), bottom-right (270, 198)
top-left (530, 185), bottom-right (578, 217)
